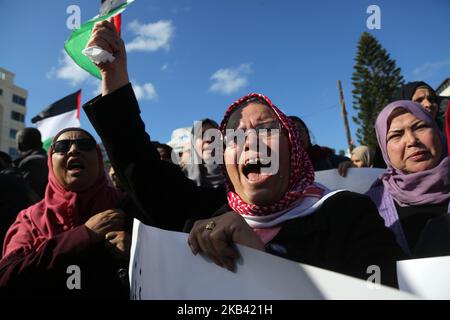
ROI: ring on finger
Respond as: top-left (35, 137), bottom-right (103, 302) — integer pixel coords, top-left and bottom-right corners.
top-left (205, 220), bottom-right (216, 231)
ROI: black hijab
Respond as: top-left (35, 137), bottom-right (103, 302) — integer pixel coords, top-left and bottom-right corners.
top-left (391, 81), bottom-right (437, 101)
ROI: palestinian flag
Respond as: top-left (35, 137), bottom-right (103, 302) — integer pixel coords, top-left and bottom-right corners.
top-left (64, 0), bottom-right (134, 79)
top-left (31, 90), bottom-right (81, 151)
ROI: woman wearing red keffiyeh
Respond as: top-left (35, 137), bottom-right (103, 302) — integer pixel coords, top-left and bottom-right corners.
top-left (83, 19), bottom-right (404, 288)
top-left (186, 94), bottom-right (404, 287)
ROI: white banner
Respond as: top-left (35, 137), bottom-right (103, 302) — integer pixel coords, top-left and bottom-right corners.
top-left (397, 256), bottom-right (450, 299)
top-left (314, 168), bottom-right (385, 194)
top-left (129, 220), bottom-right (416, 300)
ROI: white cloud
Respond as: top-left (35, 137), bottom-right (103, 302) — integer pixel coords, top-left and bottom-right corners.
top-left (47, 51), bottom-right (157, 102)
top-left (132, 81), bottom-right (158, 101)
top-left (126, 20), bottom-right (174, 52)
top-left (93, 79), bottom-right (158, 101)
top-left (161, 63), bottom-right (169, 71)
top-left (209, 64), bottom-right (252, 95)
top-left (412, 58), bottom-right (450, 79)
top-left (91, 79), bottom-right (157, 101)
top-left (47, 50), bottom-right (90, 86)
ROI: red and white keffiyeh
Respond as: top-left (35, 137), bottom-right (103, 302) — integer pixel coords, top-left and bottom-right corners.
top-left (220, 93), bottom-right (330, 223)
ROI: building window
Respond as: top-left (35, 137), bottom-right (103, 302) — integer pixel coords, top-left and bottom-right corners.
top-left (0, 88), bottom-right (3, 95)
top-left (11, 111), bottom-right (25, 122)
top-left (10, 129), bottom-right (18, 139)
top-left (12, 94), bottom-right (26, 106)
top-left (9, 147), bottom-right (18, 159)
top-left (0, 72), bottom-right (5, 80)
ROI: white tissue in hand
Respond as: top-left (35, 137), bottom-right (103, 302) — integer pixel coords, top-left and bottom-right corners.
top-left (82, 46), bottom-right (115, 64)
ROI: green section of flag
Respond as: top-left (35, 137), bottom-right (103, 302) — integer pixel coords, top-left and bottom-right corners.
top-left (43, 137), bottom-right (54, 152)
top-left (64, 1), bottom-right (131, 79)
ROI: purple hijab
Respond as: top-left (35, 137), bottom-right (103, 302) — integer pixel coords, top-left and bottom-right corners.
top-left (375, 100), bottom-right (450, 207)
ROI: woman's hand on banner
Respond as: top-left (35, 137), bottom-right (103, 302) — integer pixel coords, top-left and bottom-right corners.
top-left (188, 212), bottom-right (265, 271)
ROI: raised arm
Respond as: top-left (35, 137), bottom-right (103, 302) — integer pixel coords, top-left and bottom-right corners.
top-left (83, 19), bottom-right (226, 231)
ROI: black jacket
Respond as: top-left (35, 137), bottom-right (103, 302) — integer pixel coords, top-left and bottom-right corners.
top-left (84, 84), bottom-right (227, 231)
top-left (0, 172), bottom-right (35, 251)
top-left (209, 192), bottom-right (405, 287)
top-left (84, 84), bottom-right (404, 287)
top-left (13, 149), bottom-right (48, 199)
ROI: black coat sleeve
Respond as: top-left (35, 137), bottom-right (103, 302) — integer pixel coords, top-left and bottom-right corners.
top-left (321, 192), bottom-right (405, 287)
top-left (83, 84), bottom-right (226, 231)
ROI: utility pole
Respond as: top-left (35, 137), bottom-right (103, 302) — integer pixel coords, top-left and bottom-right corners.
top-left (338, 80), bottom-right (354, 153)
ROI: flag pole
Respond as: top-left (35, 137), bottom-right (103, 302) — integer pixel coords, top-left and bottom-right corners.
top-left (113, 14), bottom-right (121, 35)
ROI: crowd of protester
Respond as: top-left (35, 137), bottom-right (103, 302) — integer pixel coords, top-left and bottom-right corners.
top-left (0, 18), bottom-right (448, 299)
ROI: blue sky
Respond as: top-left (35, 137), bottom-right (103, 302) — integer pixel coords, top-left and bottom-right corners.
top-left (1, 0), bottom-right (449, 153)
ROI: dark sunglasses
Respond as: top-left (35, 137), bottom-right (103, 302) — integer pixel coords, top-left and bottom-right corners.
top-left (52, 139), bottom-right (96, 154)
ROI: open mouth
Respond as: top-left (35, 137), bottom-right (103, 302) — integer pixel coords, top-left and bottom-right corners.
top-left (67, 159), bottom-right (85, 173)
top-left (242, 157), bottom-right (273, 183)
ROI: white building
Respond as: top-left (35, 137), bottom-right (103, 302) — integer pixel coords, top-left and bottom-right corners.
top-left (0, 67), bottom-right (27, 158)
top-left (436, 78), bottom-right (450, 119)
top-left (436, 78), bottom-right (450, 97)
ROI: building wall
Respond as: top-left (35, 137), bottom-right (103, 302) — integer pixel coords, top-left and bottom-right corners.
top-left (439, 87), bottom-right (450, 97)
top-left (437, 78), bottom-right (450, 96)
top-left (0, 67), bottom-right (28, 158)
